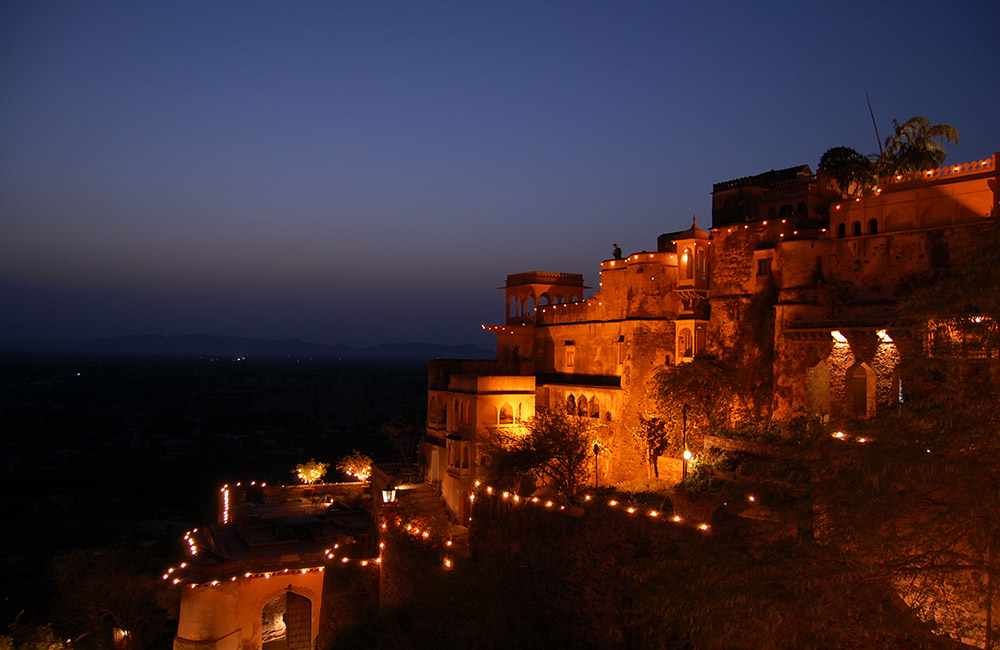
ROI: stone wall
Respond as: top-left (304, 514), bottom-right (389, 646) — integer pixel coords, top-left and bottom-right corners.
top-left (470, 492), bottom-right (700, 649)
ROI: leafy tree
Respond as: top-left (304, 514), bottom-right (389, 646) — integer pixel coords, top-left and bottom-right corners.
top-left (48, 547), bottom-right (176, 650)
top-left (0, 615), bottom-right (67, 650)
top-left (654, 356), bottom-right (739, 443)
top-left (336, 451), bottom-right (373, 482)
top-left (631, 415), bottom-right (674, 478)
top-left (293, 458), bottom-right (329, 484)
top-left (629, 534), bottom-right (949, 650)
top-left (481, 408), bottom-right (595, 503)
top-left (819, 145), bottom-right (878, 197)
top-left (380, 416), bottom-right (420, 466)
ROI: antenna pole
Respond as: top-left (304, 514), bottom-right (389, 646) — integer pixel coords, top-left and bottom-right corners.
top-left (866, 91), bottom-right (883, 157)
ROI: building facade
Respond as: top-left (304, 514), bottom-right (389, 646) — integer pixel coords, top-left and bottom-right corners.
top-left (424, 154), bottom-right (999, 517)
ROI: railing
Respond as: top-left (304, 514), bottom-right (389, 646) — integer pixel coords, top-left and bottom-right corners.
top-left (885, 157), bottom-right (995, 185)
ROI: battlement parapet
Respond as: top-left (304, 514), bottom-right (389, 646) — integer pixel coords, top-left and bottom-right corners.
top-left (536, 298), bottom-right (602, 325)
top-left (883, 155), bottom-right (995, 187)
top-left (506, 271), bottom-right (585, 287)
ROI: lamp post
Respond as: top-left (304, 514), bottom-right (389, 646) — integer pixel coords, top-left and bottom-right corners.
top-left (681, 404), bottom-right (690, 481)
top-left (593, 441), bottom-right (602, 487)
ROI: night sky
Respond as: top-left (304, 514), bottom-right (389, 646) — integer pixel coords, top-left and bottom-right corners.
top-left (2, 1), bottom-right (998, 348)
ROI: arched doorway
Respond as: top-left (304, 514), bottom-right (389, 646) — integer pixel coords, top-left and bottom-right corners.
top-left (262, 592), bottom-right (312, 650)
top-left (846, 362), bottom-right (875, 418)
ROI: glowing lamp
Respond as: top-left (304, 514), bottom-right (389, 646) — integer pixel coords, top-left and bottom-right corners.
top-left (382, 489), bottom-right (397, 503)
top-left (682, 450), bottom-right (692, 461)
top-left (830, 330), bottom-right (848, 343)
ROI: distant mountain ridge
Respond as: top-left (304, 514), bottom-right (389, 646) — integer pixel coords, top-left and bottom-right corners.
top-left (0, 333), bottom-right (493, 361)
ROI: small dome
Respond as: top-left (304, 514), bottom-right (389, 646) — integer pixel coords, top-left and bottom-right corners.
top-left (676, 215), bottom-right (709, 240)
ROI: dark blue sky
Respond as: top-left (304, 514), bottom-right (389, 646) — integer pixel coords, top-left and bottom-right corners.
top-left (2, 1), bottom-right (998, 347)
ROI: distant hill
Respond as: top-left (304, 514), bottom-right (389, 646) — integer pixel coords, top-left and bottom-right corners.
top-left (0, 333), bottom-right (493, 361)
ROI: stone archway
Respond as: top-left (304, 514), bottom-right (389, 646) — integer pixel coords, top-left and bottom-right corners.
top-left (262, 592), bottom-right (312, 650)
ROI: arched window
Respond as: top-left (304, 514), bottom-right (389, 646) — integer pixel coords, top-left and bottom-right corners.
top-left (868, 218), bottom-right (879, 235)
top-left (499, 403), bottom-right (513, 424)
top-left (578, 396), bottom-right (588, 418)
top-left (837, 223), bottom-right (846, 239)
top-left (696, 248), bottom-right (706, 282)
top-left (461, 447), bottom-right (469, 469)
top-left (566, 394), bottom-right (576, 414)
top-left (516, 402), bottom-right (522, 421)
top-left (589, 397), bottom-right (600, 418)
top-left (528, 295), bottom-right (536, 315)
top-left (853, 221), bottom-right (862, 237)
top-left (682, 248), bottom-right (694, 279)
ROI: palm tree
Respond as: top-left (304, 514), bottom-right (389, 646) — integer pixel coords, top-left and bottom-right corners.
top-left (819, 116), bottom-right (958, 197)
top-left (880, 116), bottom-right (959, 174)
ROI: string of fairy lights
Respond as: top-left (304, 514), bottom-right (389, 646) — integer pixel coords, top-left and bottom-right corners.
top-left (161, 565), bottom-right (328, 590)
top-left (470, 481), bottom-right (714, 533)
top-left (173, 465), bottom-right (833, 590)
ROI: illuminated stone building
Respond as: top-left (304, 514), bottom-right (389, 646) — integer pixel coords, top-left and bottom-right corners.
top-left (423, 154), bottom-right (999, 517)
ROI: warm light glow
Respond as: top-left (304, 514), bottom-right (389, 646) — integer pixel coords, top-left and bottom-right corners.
top-left (682, 450), bottom-right (692, 461)
top-left (294, 459), bottom-right (329, 484)
top-left (831, 330), bottom-right (848, 343)
top-left (876, 329), bottom-right (893, 343)
top-left (336, 451), bottom-right (372, 482)
top-left (832, 431), bottom-right (846, 439)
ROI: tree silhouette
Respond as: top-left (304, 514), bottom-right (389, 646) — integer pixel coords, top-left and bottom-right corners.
top-left (819, 116), bottom-right (958, 196)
